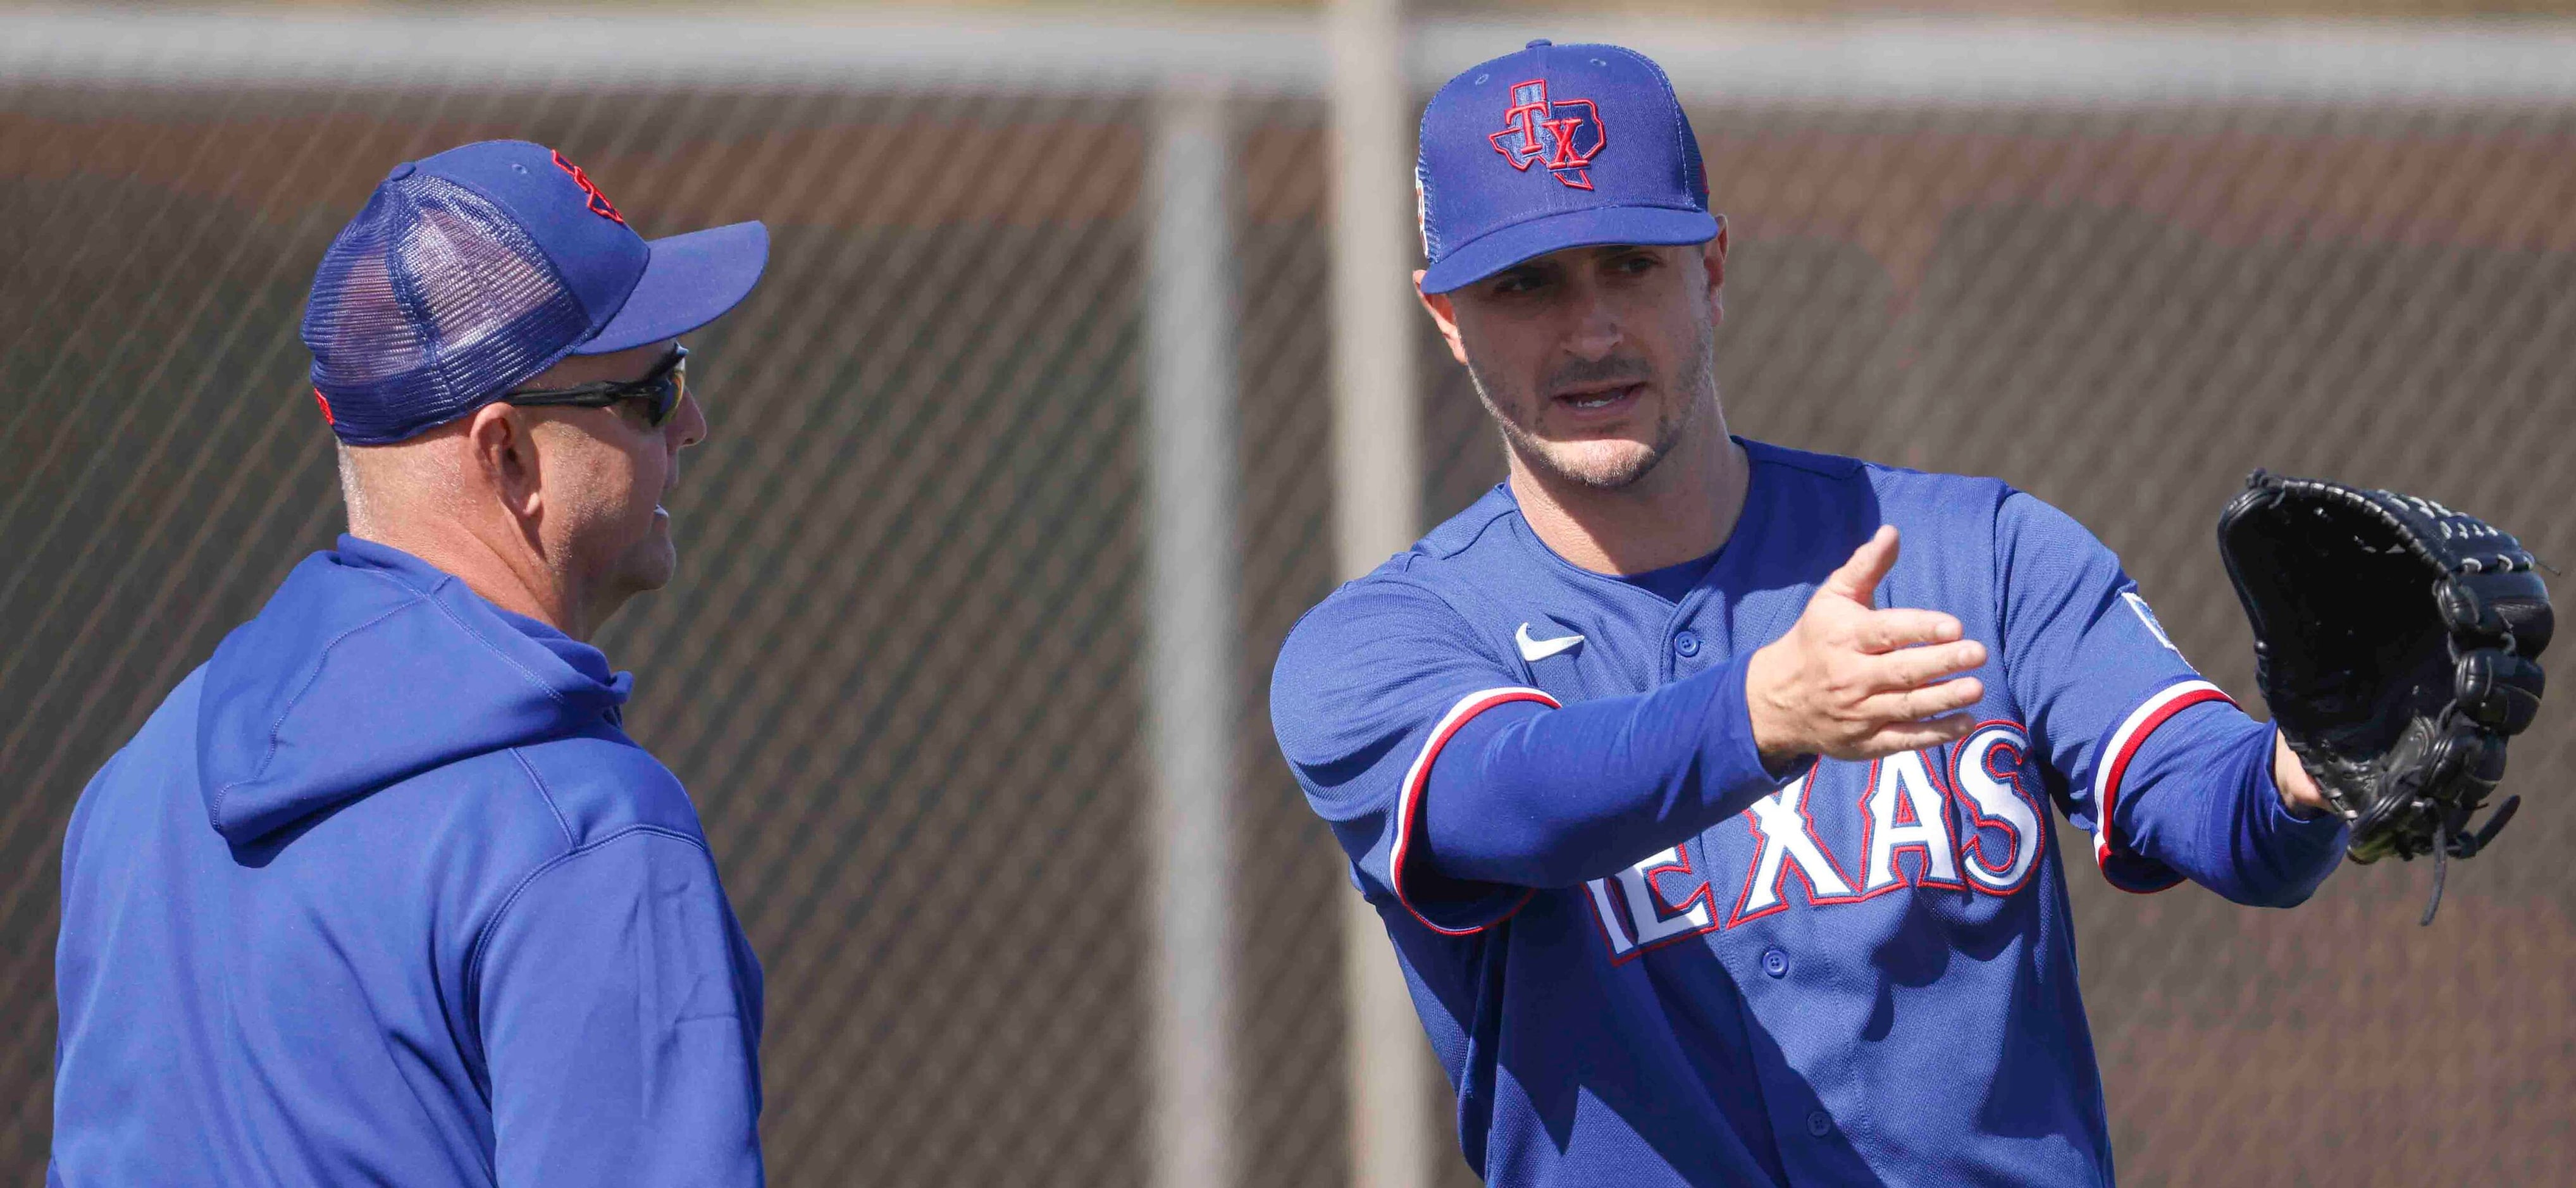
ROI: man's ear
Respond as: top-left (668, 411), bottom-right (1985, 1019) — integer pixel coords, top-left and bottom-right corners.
top-left (465, 402), bottom-right (543, 520)
top-left (1415, 269), bottom-right (1471, 366)
top-left (1703, 219), bottom-right (1730, 326)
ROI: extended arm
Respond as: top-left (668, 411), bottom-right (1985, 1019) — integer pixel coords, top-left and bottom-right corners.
top-left (1995, 488), bottom-right (2350, 903)
top-left (1421, 526), bottom-right (1986, 889)
top-left (2114, 702), bottom-right (2348, 906)
top-left (1419, 653), bottom-right (1786, 889)
top-left (1275, 530), bottom-right (1981, 931)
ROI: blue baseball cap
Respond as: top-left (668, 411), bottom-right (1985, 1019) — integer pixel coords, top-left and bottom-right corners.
top-left (300, 139), bottom-right (769, 444)
top-left (1416, 40), bottom-right (1718, 295)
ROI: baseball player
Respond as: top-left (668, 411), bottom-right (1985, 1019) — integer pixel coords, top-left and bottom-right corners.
top-left (1272, 42), bottom-right (2369, 1185)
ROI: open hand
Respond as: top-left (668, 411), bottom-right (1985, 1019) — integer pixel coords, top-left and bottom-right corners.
top-left (1746, 526), bottom-right (1989, 765)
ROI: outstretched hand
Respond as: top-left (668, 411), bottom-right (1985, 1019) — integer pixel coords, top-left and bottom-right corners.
top-left (1746, 526), bottom-right (1989, 767)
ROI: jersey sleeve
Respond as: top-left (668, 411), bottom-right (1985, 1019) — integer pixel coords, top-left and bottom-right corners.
top-left (1268, 579), bottom-right (1554, 935)
top-left (1994, 491), bottom-right (2226, 893)
top-left (2110, 706), bottom-right (2349, 906)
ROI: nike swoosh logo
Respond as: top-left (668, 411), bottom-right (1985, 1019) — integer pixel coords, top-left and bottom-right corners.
top-left (1516, 622), bottom-right (1585, 663)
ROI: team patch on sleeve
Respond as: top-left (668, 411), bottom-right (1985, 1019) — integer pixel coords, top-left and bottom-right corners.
top-left (1387, 686), bottom-right (1560, 936)
top-left (2121, 590), bottom-right (2183, 657)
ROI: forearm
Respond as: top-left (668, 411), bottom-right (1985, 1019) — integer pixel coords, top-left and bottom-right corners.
top-left (2115, 702), bottom-right (2349, 906)
top-left (1419, 651), bottom-right (1801, 889)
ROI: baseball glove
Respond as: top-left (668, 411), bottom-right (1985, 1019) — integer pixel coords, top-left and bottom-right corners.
top-left (2217, 471), bottom-right (2552, 924)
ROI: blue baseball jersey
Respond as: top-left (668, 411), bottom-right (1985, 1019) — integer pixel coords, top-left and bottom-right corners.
top-left (1270, 439), bottom-right (2332, 1186)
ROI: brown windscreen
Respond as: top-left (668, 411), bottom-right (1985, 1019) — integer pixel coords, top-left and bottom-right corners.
top-left (3, 79), bottom-right (2571, 1187)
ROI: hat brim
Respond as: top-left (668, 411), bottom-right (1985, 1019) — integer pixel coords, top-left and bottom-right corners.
top-left (573, 220), bottom-right (770, 355)
top-left (1420, 206), bottom-right (1719, 295)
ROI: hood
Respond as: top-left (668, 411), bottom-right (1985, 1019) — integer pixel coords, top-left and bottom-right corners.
top-left (196, 536), bottom-right (632, 845)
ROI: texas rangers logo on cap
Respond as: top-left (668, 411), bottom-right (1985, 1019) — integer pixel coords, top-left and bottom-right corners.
top-left (550, 149), bottom-right (626, 225)
top-left (1413, 40), bottom-right (1717, 294)
top-left (1490, 79), bottom-right (1605, 190)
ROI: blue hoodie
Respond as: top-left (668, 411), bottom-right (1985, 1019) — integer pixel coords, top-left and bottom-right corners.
top-left (53, 537), bottom-right (764, 1187)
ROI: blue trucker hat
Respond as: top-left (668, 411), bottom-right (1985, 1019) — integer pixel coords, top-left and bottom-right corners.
top-left (1416, 40), bottom-right (1718, 294)
top-left (300, 140), bottom-right (769, 444)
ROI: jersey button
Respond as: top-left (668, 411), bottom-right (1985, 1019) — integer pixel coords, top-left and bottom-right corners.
top-left (1805, 1110), bottom-right (1834, 1138)
top-left (1673, 630), bottom-right (1702, 658)
top-left (1762, 948), bottom-right (1788, 978)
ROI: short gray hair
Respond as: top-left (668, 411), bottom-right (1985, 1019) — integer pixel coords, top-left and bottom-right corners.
top-left (335, 440), bottom-right (371, 535)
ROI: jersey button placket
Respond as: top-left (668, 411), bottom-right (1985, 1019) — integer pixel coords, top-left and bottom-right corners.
top-left (1761, 948), bottom-right (1788, 978)
top-left (1805, 1110), bottom-right (1834, 1138)
top-left (1673, 629), bottom-right (1701, 659)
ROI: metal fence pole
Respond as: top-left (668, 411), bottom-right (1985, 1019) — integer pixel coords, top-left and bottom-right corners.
top-left (1326, 2), bottom-right (1435, 1187)
top-left (1143, 85), bottom-right (1244, 1188)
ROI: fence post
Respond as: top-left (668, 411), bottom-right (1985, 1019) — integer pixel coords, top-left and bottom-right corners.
top-left (1325, 2), bottom-right (1435, 1187)
top-left (1143, 84), bottom-right (1243, 1188)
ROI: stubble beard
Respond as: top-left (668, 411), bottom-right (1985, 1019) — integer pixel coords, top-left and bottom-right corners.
top-left (1470, 321), bottom-right (1718, 492)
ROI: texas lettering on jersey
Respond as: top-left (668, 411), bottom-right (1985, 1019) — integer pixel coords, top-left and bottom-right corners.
top-left (1587, 722), bottom-right (2045, 961)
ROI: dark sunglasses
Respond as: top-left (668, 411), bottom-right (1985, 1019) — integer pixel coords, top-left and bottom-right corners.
top-left (503, 345), bottom-right (689, 428)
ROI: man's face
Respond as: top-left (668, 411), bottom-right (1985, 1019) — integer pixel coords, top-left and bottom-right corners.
top-left (1422, 236), bottom-right (1725, 490)
top-left (518, 339), bottom-right (709, 611)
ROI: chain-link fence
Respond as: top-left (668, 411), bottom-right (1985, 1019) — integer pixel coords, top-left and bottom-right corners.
top-left (5, 15), bottom-right (2573, 1188)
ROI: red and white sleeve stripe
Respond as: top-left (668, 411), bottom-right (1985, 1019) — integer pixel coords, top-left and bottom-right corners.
top-left (2088, 679), bottom-right (2235, 888)
top-left (1386, 686), bottom-right (1561, 936)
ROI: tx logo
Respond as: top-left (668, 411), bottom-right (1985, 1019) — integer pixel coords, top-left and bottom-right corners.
top-left (1489, 79), bottom-right (1606, 190)
top-left (1583, 722), bottom-right (2047, 963)
top-left (551, 150), bottom-right (627, 225)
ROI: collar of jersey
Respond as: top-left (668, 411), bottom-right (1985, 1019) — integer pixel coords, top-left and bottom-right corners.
top-left (1499, 436), bottom-right (1778, 606)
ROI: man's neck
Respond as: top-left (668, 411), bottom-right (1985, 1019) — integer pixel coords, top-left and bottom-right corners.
top-left (352, 518), bottom-right (591, 641)
top-left (1507, 424), bottom-right (1750, 576)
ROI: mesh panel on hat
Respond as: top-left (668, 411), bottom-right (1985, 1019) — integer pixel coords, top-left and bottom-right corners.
top-left (301, 174), bottom-right (588, 444)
